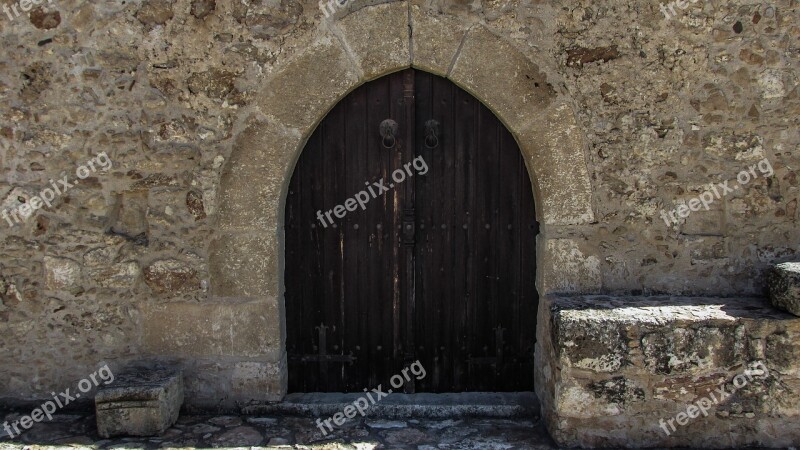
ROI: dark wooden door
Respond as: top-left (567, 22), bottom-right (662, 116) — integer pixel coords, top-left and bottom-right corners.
top-left (285, 69), bottom-right (538, 393)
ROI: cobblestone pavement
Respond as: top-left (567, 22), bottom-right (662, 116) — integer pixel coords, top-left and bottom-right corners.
top-left (0, 413), bottom-right (556, 449)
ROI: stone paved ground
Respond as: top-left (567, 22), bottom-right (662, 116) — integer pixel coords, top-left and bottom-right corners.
top-left (0, 413), bottom-right (556, 449)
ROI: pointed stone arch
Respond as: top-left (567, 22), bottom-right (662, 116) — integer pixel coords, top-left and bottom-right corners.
top-left (202, 1), bottom-right (595, 402)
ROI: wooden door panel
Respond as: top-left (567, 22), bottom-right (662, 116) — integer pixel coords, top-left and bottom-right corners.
top-left (286, 70), bottom-right (409, 392)
top-left (412, 71), bottom-right (537, 392)
top-left (286, 69), bottom-right (537, 393)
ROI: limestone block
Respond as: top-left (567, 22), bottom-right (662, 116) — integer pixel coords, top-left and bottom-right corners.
top-left (143, 259), bottom-right (199, 295)
top-left (43, 256), bottom-right (80, 290)
top-left (410, 6), bottom-right (465, 76)
top-left (217, 120), bottom-right (300, 232)
top-left (518, 103), bottom-right (595, 226)
top-left (209, 232), bottom-right (277, 298)
top-left (537, 295), bottom-right (800, 448)
top-left (231, 357), bottom-right (286, 401)
top-left (86, 261), bottom-right (141, 289)
top-left (449, 26), bottom-right (555, 133)
top-left (537, 238), bottom-right (601, 295)
top-left (768, 262), bottom-right (800, 316)
top-left (337, 1), bottom-right (410, 80)
top-left (107, 191), bottom-right (149, 239)
top-left (96, 367), bottom-right (183, 438)
top-left (140, 299), bottom-right (282, 359)
top-left (255, 35), bottom-right (359, 132)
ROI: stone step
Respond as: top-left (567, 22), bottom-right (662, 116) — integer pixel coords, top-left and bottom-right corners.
top-left (242, 392), bottom-right (539, 419)
top-left (768, 261), bottom-right (800, 316)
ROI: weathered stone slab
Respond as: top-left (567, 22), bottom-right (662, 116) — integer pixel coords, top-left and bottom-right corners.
top-left (536, 295), bottom-right (800, 448)
top-left (209, 232), bottom-right (278, 298)
top-left (449, 26), bottom-right (556, 133)
top-left (410, 6), bottom-right (466, 76)
top-left (140, 299), bottom-right (282, 359)
top-left (231, 357), bottom-right (287, 400)
top-left (519, 102), bottom-right (595, 226)
top-left (96, 367), bottom-right (183, 438)
top-left (336, 1), bottom-right (410, 80)
top-left (768, 262), bottom-right (800, 316)
top-left (216, 120), bottom-right (301, 232)
top-left (255, 35), bottom-right (359, 132)
top-left (537, 238), bottom-right (601, 295)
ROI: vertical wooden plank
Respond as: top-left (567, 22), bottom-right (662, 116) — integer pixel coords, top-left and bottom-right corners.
top-left (429, 72), bottom-right (457, 391)
top-left (399, 69), bottom-right (416, 392)
top-left (462, 88), bottom-right (480, 391)
top-left (450, 76), bottom-right (471, 392)
top-left (413, 70), bottom-right (432, 391)
top-left (365, 74), bottom-right (385, 389)
top-left (342, 81), bottom-right (362, 391)
top-left (474, 99), bottom-right (493, 390)
top-left (497, 125), bottom-right (519, 390)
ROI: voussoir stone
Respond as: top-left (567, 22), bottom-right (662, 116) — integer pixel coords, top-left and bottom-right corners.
top-left (519, 102), bottom-right (595, 226)
top-left (336, 1), bottom-right (410, 80)
top-left (449, 25), bottom-right (556, 133)
top-left (256, 35), bottom-right (359, 132)
top-left (768, 262), bottom-right (800, 316)
top-left (217, 120), bottom-right (300, 232)
top-left (411, 6), bottom-right (467, 76)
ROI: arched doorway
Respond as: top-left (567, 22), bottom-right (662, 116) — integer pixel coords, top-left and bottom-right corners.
top-left (285, 68), bottom-right (538, 393)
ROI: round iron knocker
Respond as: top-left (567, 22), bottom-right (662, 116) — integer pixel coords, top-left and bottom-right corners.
top-left (424, 119), bottom-right (440, 149)
top-left (382, 134), bottom-right (396, 149)
top-left (380, 119), bottom-right (398, 149)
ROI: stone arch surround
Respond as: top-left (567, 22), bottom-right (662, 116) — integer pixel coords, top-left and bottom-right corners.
top-left (170, 1), bottom-right (597, 404)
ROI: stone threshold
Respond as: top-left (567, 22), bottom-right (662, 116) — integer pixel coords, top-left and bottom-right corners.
top-left (242, 392), bottom-right (539, 419)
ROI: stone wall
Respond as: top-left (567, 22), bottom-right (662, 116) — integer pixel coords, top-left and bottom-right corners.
top-left (0, 0), bottom-right (797, 413)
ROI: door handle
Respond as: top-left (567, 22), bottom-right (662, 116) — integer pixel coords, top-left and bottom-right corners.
top-left (380, 119), bottom-right (398, 149)
top-left (424, 119), bottom-right (439, 148)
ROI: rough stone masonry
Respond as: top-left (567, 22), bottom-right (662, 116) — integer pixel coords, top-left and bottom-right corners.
top-left (0, 0), bottom-right (797, 447)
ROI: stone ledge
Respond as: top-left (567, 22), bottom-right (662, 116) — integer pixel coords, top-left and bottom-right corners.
top-left (768, 262), bottom-right (800, 316)
top-left (535, 295), bottom-right (800, 448)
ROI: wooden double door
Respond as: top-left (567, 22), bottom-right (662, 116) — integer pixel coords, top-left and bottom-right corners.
top-left (285, 69), bottom-right (538, 393)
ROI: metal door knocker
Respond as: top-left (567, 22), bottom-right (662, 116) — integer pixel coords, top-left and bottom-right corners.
top-left (424, 119), bottom-right (439, 148)
top-left (380, 119), bottom-right (398, 149)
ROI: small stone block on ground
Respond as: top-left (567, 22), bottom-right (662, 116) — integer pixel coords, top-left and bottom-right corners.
top-left (768, 262), bottom-right (800, 316)
top-left (95, 367), bottom-right (184, 438)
